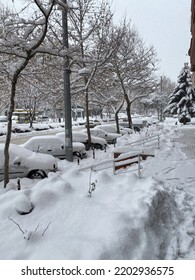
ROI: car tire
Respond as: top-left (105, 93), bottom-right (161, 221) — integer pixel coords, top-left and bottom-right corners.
top-left (73, 151), bottom-right (81, 158)
top-left (28, 170), bottom-right (46, 179)
top-left (93, 143), bottom-right (103, 150)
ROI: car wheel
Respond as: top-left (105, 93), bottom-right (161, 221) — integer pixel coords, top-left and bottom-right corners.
top-left (73, 151), bottom-right (81, 158)
top-left (94, 143), bottom-right (103, 150)
top-left (28, 170), bottom-right (46, 179)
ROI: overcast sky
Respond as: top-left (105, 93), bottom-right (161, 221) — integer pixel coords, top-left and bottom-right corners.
top-left (111, 0), bottom-right (191, 82)
top-left (3, 0), bottom-right (192, 82)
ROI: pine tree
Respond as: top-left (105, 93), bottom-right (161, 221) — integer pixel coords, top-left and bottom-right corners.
top-left (164, 63), bottom-right (195, 124)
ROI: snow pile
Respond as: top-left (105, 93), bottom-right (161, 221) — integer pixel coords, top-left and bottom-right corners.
top-left (0, 170), bottom-right (159, 259)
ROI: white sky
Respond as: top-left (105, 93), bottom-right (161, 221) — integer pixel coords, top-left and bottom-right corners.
top-left (3, 0), bottom-right (192, 82)
top-left (111, 0), bottom-right (191, 82)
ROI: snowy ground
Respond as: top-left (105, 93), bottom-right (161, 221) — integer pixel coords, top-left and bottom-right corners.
top-left (0, 118), bottom-right (195, 260)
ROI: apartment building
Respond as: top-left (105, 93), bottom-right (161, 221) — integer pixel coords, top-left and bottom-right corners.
top-left (189, 0), bottom-right (195, 84)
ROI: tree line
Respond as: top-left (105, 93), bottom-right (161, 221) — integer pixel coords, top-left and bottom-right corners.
top-left (0, 0), bottom-right (176, 187)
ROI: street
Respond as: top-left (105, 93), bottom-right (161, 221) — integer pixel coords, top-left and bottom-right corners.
top-left (0, 124), bottom-right (84, 145)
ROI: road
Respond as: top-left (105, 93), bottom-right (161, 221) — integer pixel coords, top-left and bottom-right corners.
top-left (0, 125), bottom-right (84, 145)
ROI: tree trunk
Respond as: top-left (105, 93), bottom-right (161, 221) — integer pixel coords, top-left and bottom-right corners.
top-left (126, 99), bottom-right (133, 129)
top-left (29, 111), bottom-right (33, 128)
top-left (85, 87), bottom-right (92, 149)
top-left (4, 80), bottom-right (16, 187)
top-left (29, 117), bottom-right (33, 128)
top-left (115, 111), bottom-right (120, 134)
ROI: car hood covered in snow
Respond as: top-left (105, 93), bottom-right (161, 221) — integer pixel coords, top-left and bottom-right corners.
top-left (0, 144), bottom-right (58, 171)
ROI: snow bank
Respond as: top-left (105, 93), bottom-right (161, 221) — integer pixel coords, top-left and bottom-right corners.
top-left (0, 168), bottom-right (159, 259)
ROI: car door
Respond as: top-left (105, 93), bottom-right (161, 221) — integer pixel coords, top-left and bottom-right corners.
top-left (8, 157), bottom-right (28, 179)
top-left (0, 149), bottom-right (27, 181)
top-left (47, 142), bottom-right (65, 159)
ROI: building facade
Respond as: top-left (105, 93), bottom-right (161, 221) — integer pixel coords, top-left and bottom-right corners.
top-left (189, 0), bottom-right (195, 84)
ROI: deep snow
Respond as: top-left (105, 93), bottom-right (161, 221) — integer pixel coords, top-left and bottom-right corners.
top-left (0, 118), bottom-right (195, 260)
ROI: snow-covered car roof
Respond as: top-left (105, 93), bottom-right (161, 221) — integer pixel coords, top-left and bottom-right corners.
top-left (56, 132), bottom-right (87, 144)
top-left (75, 131), bottom-right (107, 145)
top-left (22, 135), bottom-right (86, 155)
top-left (57, 131), bottom-right (107, 146)
top-left (0, 116), bottom-right (7, 123)
top-left (95, 124), bottom-right (130, 135)
top-left (142, 116), bottom-right (159, 124)
top-left (82, 128), bottom-right (122, 139)
top-left (22, 135), bottom-right (63, 146)
top-left (91, 128), bottom-right (121, 137)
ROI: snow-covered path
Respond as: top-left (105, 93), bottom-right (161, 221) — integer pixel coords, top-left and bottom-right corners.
top-left (142, 125), bottom-right (195, 259)
top-left (177, 126), bottom-right (195, 159)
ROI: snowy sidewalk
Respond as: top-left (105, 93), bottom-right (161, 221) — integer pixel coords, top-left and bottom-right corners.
top-left (143, 125), bottom-right (195, 196)
top-left (140, 124), bottom-right (195, 259)
top-left (175, 126), bottom-right (195, 159)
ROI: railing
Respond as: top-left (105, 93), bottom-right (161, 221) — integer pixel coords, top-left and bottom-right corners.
top-left (79, 134), bottom-right (160, 176)
top-left (124, 133), bottom-right (160, 149)
top-left (113, 152), bottom-right (154, 177)
top-left (80, 151), bottom-right (154, 177)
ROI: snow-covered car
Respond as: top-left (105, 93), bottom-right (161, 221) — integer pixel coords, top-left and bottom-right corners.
top-left (21, 135), bottom-right (86, 159)
top-left (120, 120), bottom-right (142, 132)
top-left (0, 116), bottom-right (8, 129)
top-left (81, 128), bottom-right (121, 144)
top-left (0, 144), bottom-right (58, 181)
top-left (95, 124), bottom-right (133, 135)
top-left (0, 116), bottom-right (8, 123)
top-left (57, 131), bottom-right (107, 150)
top-left (85, 119), bottom-right (101, 128)
top-left (142, 116), bottom-right (159, 126)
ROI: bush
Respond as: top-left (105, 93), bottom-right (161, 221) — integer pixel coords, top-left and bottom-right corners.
top-left (179, 115), bottom-right (191, 125)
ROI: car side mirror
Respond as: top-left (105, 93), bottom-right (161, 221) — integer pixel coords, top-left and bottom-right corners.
top-left (13, 157), bottom-right (21, 166)
top-left (47, 145), bottom-right (52, 152)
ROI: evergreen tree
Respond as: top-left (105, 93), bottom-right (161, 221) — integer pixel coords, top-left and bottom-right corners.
top-left (164, 63), bottom-right (195, 124)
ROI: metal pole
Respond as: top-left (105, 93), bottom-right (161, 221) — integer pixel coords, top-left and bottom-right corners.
top-left (160, 76), bottom-right (163, 121)
top-left (138, 154), bottom-right (141, 178)
top-left (62, 0), bottom-right (73, 161)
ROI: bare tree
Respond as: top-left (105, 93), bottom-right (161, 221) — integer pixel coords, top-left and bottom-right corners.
top-left (68, 0), bottom-right (123, 146)
top-left (0, 0), bottom-right (70, 187)
top-left (140, 75), bottom-right (176, 119)
top-left (108, 20), bottom-right (159, 128)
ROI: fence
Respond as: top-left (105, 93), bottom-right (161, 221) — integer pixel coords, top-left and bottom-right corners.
top-left (79, 133), bottom-right (160, 176)
top-left (113, 151), bottom-right (154, 177)
top-left (124, 133), bottom-right (160, 149)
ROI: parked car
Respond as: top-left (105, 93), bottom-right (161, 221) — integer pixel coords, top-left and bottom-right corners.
top-left (21, 135), bottom-right (86, 159)
top-left (85, 119), bottom-right (101, 128)
top-left (0, 116), bottom-right (8, 123)
top-left (95, 124), bottom-right (133, 135)
top-left (120, 121), bottom-right (141, 132)
top-left (57, 131), bottom-right (107, 150)
top-left (0, 144), bottom-right (58, 181)
top-left (141, 116), bottom-right (159, 126)
top-left (81, 128), bottom-right (121, 144)
top-left (0, 116), bottom-right (7, 127)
